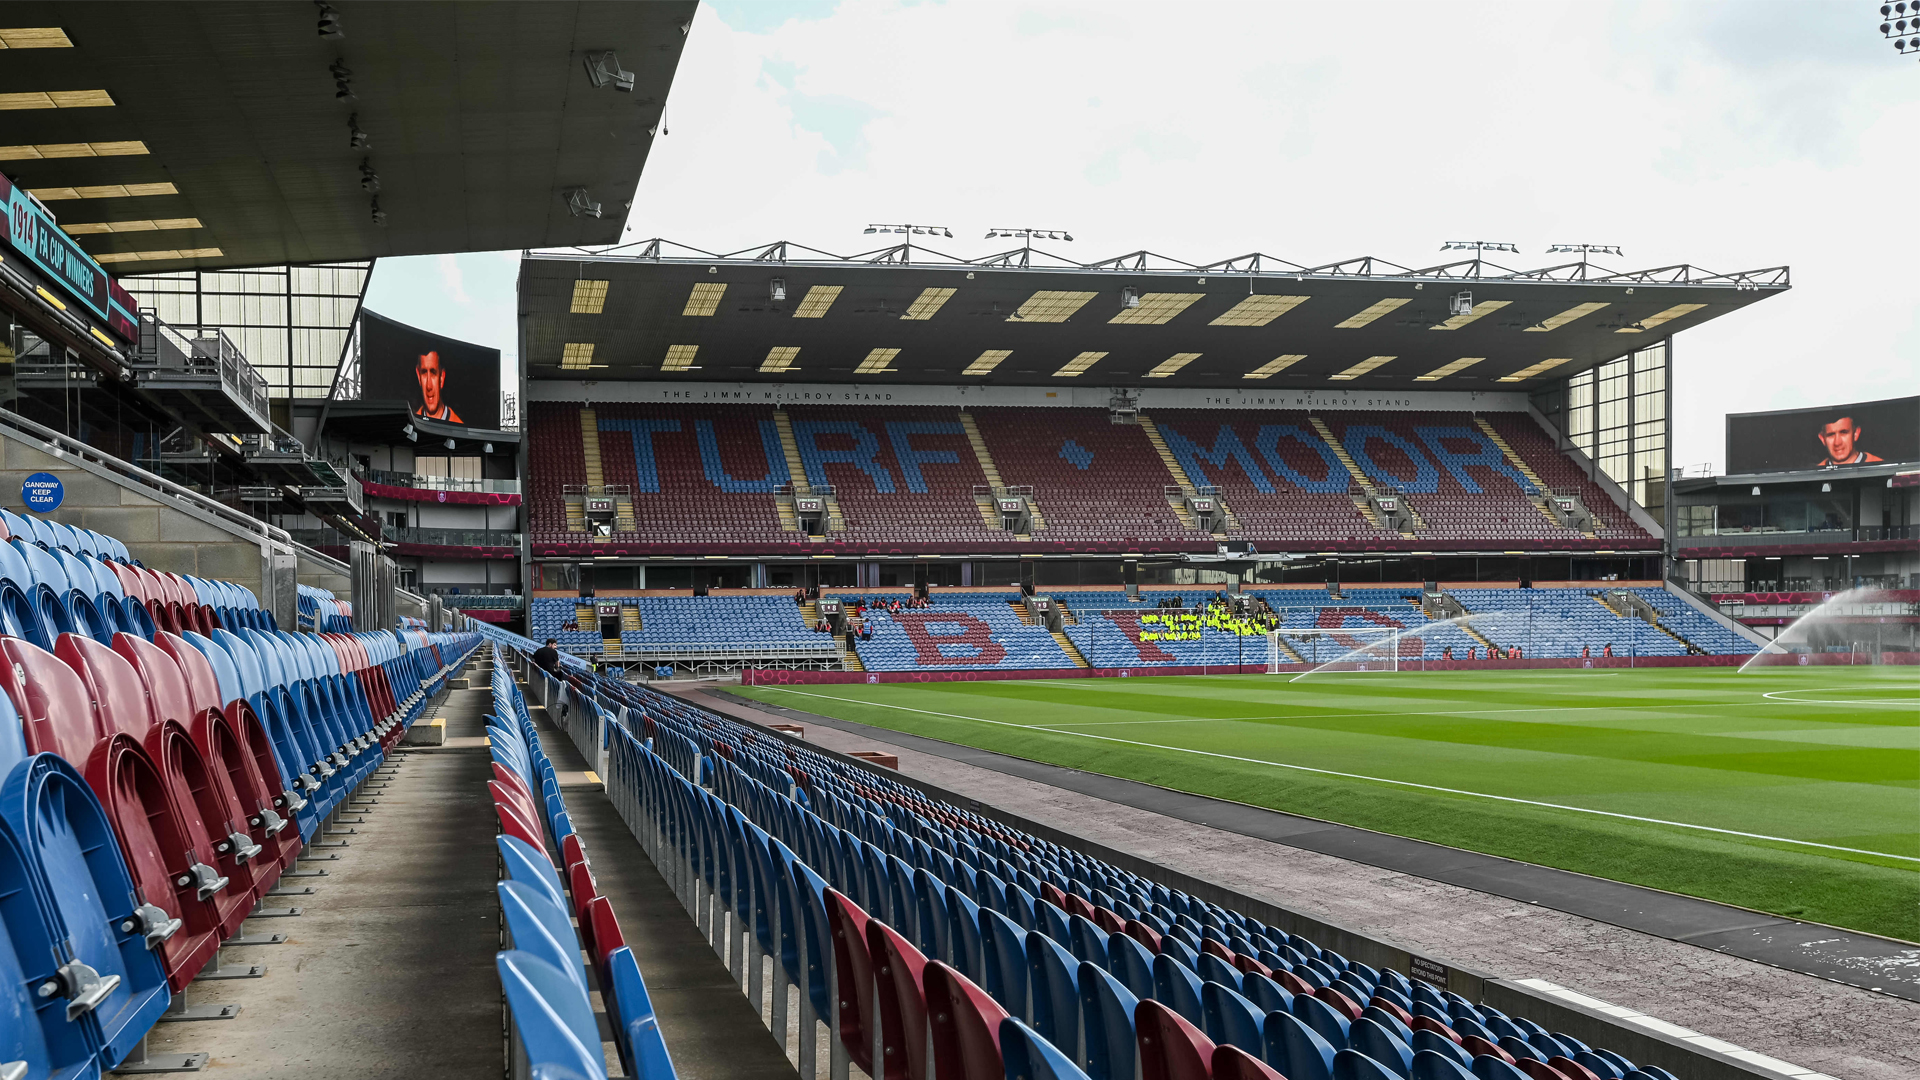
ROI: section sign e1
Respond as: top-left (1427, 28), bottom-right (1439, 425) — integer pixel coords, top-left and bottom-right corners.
top-left (0, 172), bottom-right (140, 344)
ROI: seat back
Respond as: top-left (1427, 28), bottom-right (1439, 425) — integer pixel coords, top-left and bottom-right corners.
top-left (0, 637), bottom-right (104, 760)
top-left (494, 951), bottom-right (607, 1080)
top-left (1001, 1017), bottom-right (1094, 1080)
top-left (924, 961), bottom-right (1008, 1080)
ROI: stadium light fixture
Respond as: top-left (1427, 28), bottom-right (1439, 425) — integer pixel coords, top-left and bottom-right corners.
top-left (359, 158), bottom-right (379, 193)
top-left (316, 1), bottom-right (343, 39)
top-left (1547, 243), bottom-right (1623, 257)
top-left (330, 60), bottom-right (354, 101)
top-left (865, 223), bottom-right (953, 238)
top-left (769, 278), bottom-right (787, 302)
top-left (1120, 287), bottom-right (1141, 310)
top-left (369, 197), bottom-right (386, 227)
top-left (347, 115), bottom-right (370, 150)
top-left (1440, 240), bottom-right (1519, 256)
top-left (584, 51), bottom-right (636, 92)
top-left (563, 187), bottom-right (603, 219)
top-left (1881, 2), bottom-right (1920, 58)
top-left (986, 227), bottom-right (1073, 242)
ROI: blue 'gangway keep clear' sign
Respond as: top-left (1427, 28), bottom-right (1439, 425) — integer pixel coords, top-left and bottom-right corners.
top-left (22, 472), bottom-right (63, 512)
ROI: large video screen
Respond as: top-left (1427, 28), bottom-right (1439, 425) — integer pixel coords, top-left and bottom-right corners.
top-left (358, 309), bottom-right (501, 429)
top-left (1726, 396), bottom-right (1919, 474)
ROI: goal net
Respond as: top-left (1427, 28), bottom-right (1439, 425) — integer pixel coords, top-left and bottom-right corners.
top-left (1269, 628), bottom-right (1400, 674)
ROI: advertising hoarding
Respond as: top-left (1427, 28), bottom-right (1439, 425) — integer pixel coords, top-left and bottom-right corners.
top-left (0, 173), bottom-right (140, 343)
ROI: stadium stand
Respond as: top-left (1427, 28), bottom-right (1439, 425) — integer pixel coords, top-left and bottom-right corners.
top-left (525, 404), bottom-right (1660, 555)
top-left (528, 594), bottom-right (834, 659)
top-left (513, 653), bottom-right (1702, 1080)
top-left (0, 510), bottom-right (479, 1076)
top-left (854, 595), bottom-right (1078, 671)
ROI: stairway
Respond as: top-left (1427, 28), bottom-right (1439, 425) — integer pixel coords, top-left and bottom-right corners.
top-left (1137, 415), bottom-right (1218, 534)
top-left (621, 606), bottom-right (642, 634)
top-left (574, 602), bottom-right (594, 626)
top-left (775, 498), bottom-right (801, 533)
top-left (614, 498), bottom-right (636, 533)
top-left (1010, 598), bottom-right (1037, 625)
top-left (579, 410), bottom-right (609, 543)
top-left (837, 635), bottom-right (866, 671)
top-left (1310, 416), bottom-right (1395, 533)
top-left (1473, 417), bottom-right (1591, 537)
top-left (771, 410), bottom-right (810, 493)
top-left (1272, 635), bottom-right (1304, 665)
top-left (960, 411), bottom-right (1042, 539)
top-left (565, 501), bottom-right (587, 533)
top-left (1051, 630), bottom-right (1091, 668)
top-left (800, 599), bottom-right (819, 624)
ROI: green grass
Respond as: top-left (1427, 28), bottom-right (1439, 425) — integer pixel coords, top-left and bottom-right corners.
top-left (735, 667), bottom-right (1920, 941)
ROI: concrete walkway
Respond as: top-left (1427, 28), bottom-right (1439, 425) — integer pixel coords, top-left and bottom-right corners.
top-left (525, 700), bottom-right (797, 1080)
top-left (143, 684), bottom-right (504, 1078)
top-left (674, 682), bottom-right (1920, 1080)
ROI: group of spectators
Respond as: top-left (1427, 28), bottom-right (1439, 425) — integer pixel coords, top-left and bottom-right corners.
top-left (1439, 645), bottom-right (1526, 661)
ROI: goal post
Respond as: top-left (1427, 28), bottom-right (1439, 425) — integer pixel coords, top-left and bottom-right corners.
top-left (1269, 628), bottom-right (1400, 673)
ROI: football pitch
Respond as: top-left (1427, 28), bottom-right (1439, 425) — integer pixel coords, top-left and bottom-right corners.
top-left (733, 667), bottom-right (1920, 941)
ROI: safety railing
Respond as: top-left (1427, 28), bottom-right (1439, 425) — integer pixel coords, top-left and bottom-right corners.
top-left (385, 527), bottom-right (523, 548)
top-left (360, 468), bottom-right (522, 495)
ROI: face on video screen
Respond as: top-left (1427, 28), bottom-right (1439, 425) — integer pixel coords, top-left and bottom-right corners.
top-left (1726, 396), bottom-right (1917, 474)
top-left (1815, 416), bottom-right (1878, 466)
top-left (358, 310), bottom-right (499, 428)
top-left (414, 350), bottom-right (462, 424)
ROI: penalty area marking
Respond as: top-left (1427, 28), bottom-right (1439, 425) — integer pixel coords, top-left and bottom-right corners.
top-left (1760, 688), bottom-right (1920, 707)
top-left (754, 685), bottom-right (1920, 864)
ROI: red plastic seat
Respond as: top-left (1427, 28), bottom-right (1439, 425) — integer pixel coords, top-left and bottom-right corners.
top-left (1212, 1045), bottom-right (1287, 1080)
top-left (1462, 1035), bottom-right (1515, 1063)
top-left (1409, 1014), bottom-right (1459, 1043)
top-left (1517, 1060), bottom-right (1574, 1080)
top-left (566, 859), bottom-right (597, 916)
top-left (585, 895), bottom-right (625, 969)
top-left (490, 780), bottom-right (543, 834)
top-left (115, 632), bottom-right (286, 892)
top-left (924, 961), bottom-right (1007, 1080)
top-left (0, 636), bottom-right (223, 989)
top-left (824, 889), bottom-right (877, 1076)
top-left (1122, 918), bottom-right (1162, 953)
top-left (1137, 999), bottom-right (1215, 1080)
top-left (494, 794), bottom-right (545, 850)
top-left (868, 917), bottom-right (929, 1080)
top-left (1549, 1058), bottom-right (1601, 1080)
top-left (158, 630), bottom-right (302, 875)
top-left (1314, 984), bottom-right (1362, 1020)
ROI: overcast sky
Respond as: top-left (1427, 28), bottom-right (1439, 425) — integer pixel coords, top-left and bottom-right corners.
top-left (365, 0), bottom-right (1918, 470)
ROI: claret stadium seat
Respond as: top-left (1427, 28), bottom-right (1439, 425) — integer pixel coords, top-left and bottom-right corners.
top-left (0, 635), bottom-right (225, 990)
top-left (160, 631), bottom-right (302, 869)
top-left (58, 633), bottom-right (261, 938)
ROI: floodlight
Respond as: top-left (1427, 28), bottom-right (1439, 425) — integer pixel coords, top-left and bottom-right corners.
top-left (769, 278), bottom-right (787, 302)
top-left (563, 187), bottom-right (603, 219)
top-left (317, 2), bottom-right (343, 38)
top-left (1448, 291), bottom-right (1473, 317)
top-left (370, 198), bottom-right (386, 226)
top-left (584, 51), bottom-right (636, 92)
top-left (348, 114), bottom-right (369, 149)
top-left (1120, 287), bottom-right (1141, 310)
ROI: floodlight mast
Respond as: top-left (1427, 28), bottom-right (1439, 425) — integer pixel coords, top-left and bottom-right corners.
top-left (1880, 2), bottom-right (1920, 59)
top-left (1547, 243), bottom-right (1624, 258)
top-left (986, 227), bottom-right (1075, 244)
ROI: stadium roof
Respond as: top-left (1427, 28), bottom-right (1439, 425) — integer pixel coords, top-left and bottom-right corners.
top-left (520, 240), bottom-right (1789, 391)
top-left (0, 1), bottom-right (694, 274)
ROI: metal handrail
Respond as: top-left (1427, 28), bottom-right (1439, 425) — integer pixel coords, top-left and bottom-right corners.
top-left (359, 468), bottom-right (521, 495)
top-left (0, 406), bottom-right (292, 550)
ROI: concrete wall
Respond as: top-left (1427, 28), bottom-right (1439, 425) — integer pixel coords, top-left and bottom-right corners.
top-left (0, 430), bottom-right (277, 602)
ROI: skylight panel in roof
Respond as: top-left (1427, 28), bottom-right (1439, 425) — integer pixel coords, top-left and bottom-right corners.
top-left (1414, 357), bottom-right (1484, 382)
top-left (1011, 291), bottom-right (1097, 323)
top-left (1523, 302), bottom-right (1608, 332)
top-left (0, 28), bottom-right (73, 48)
top-left (854, 348), bottom-right (901, 374)
top-left (1144, 352), bottom-right (1201, 378)
top-left (1211, 294), bottom-right (1310, 327)
top-left (1334, 298), bottom-right (1410, 329)
top-left (901, 287), bottom-right (956, 320)
top-left (1329, 355), bottom-right (1395, 380)
top-left (1496, 358), bottom-right (1571, 382)
top-left (1429, 299), bottom-right (1511, 330)
top-left (62, 217), bottom-right (200, 234)
top-left (682, 282), bottom-right (726, 316)
top-left (570, 279), bottom-right (609, 314)
top-left (0, 90), bottom-right (113, 109)
top-left (963, 350), bottom-right (1011, 376)
top-left (560, 343), bottom-right (596, 370)
top-left (1619, 303), bottom-right (1706, 332)
top-left (93, 247), bottom-right (221, 264)
top-left (662, 345), bottom-right (700, 372)
top-left (1243, 354), bottom-right (1307, 380)
top-left (761, 347), bottom-right (800, 373)
top-left (1053, 351), bottom-right (1107, 377)
top-left (0, 141), bottom-right (146, 160)
top-left (792, 285), bottom-right (843, 318)
top-left (31, 182), bottom-right (177, 200)
top-left (1109, 293), bottom-right (1205, 325)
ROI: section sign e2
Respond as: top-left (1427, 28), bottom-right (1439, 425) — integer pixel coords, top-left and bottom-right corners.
top-left (0, 172), bottom-right (140, 344)
top-left (22, 472), bottom-right (63, 513)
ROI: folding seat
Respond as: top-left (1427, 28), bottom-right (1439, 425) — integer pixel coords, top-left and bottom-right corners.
top-left (142, 632), bottom-right (299, 880)
top-left (1266, 1009), bottom-right (1338, 1080)
top-left (924, 960), bottom-right (1008, 1080)
top-left (0, 635), bottom-right (228, 990)
top-left (494, 950), bottom-right (607, 1080)
top-left (0, 747), bottom-right (175, 1070)
top-left (1079, 962), bottom-right (1140, 1080)
top-left (8, 539), bottom-right (81, 646)
top-left (204, 630), bottom-right (332, 829)
top-left (61, 633), bottom-right (263, 930)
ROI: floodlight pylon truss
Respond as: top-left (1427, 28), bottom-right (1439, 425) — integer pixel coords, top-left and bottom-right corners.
top-left (527, 238), bottom-right (1789, 291)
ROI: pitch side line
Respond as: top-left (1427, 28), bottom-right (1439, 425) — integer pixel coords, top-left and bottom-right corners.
top-left (754, 687), bottom-right (1920, 864)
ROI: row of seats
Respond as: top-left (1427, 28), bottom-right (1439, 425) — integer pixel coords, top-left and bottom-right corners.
top-left (487, 656), bottom-right (677, 1079)
top-left (0, 516), bottom-right (480, 1076)
top-left (854, 598), bottom-right (1079, 671)
top-left (298, 584), bottom-right (353, 633)
top-left (538, 664), bottom-right (1687, 1080)
top-left (527, 596), bottom-right (833, 655)
top-left (527, 405), bottom-right (1652, 553)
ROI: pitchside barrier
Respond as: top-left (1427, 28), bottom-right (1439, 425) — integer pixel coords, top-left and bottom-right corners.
top-left (510, 650), bottom-right (1795, 1080)
top-left (739, 654), bottom-right (1755, 685)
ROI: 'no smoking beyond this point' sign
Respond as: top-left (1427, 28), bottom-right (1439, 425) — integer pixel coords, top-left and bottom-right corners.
top-left (22, 472), bottom-right (63, 513)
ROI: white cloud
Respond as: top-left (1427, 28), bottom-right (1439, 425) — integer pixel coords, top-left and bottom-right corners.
top-left (617, 0), bottom-right (1919, 466)
top-left (435, 253), bottom-right (468, 305)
